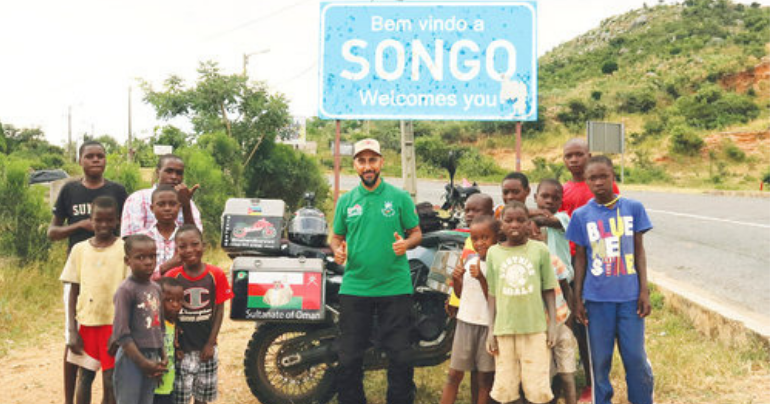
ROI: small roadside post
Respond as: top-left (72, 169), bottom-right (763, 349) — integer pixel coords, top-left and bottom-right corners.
top-left (587, 121), bottom-right (625, 183)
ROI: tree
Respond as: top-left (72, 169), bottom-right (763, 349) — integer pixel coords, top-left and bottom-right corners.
top-left (150, 125), bottom-right (188, 151)
top-left (141, 61), bottom-right (330, 213)
top-left (1, 124), bottom-right (66, 169)
top-left (1, 124), bottom-right (51, 154)
top-left (141, 61), bottom-right (290, 165)
top-left (0, 121), bottom-right (6, 153)
top-left (84, 134), bottom-right (120, 154)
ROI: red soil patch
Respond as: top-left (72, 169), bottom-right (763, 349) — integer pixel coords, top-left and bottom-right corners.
top-left (720, 56), bottom-right (770, 96)
top-left (703, 130), bottom-right (770, 155)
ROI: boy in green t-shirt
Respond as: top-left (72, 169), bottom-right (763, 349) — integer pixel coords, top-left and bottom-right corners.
top-left (154, 277), bottom-right (184, 404)
top-left (486, 201), bottom-right (557, 404)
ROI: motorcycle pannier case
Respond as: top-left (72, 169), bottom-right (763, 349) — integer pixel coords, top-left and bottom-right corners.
top-left (221, 198), bottom-right (284, 253)
top-left (426, 250), bottom-right (461, 294)
top-left (230, 256), bottom-right (326, 322)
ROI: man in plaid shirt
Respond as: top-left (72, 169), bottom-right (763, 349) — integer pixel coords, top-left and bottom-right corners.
top-left (122, 154), bottom-right (202, 237)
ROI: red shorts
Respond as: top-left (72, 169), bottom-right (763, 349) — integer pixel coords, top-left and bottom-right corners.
top-left (79, 325), bottom-right (115, 370)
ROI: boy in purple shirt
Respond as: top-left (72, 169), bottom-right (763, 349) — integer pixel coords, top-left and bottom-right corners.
top-left (112, 234), bottom-right (167, 404)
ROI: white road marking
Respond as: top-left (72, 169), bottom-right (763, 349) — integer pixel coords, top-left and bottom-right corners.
top-left (646, 208), bottom-right (770, 229)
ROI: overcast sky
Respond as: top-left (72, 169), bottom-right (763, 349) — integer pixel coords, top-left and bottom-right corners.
top-left (1, 0), bottom-right (766, 147)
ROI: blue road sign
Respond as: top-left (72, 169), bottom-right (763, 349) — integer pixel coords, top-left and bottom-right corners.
top-left (319, 1), bottom-right (537, 121)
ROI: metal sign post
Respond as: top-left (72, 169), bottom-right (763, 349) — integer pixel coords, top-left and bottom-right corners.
top-left (515, 121), bottom-right (522, 171)
top-left (400, 120), bottom-right (417, 201)
top-left (334, 120), bottom-right (341, 203)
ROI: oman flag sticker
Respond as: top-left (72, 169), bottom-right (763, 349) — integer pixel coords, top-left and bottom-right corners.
top-left (247, 271), bottom-right (322, 310)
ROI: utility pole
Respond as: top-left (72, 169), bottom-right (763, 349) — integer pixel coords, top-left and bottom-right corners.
top-left (515, 121), bottom-right (522, 171)
top-left (334, 120), bottom-right (341, 203)
top-left (128, 86), bottom-right (133, 162)
top-left (243, 49), bottom-right (271, 77)
top-left (400, 120), bottom-right (417, 201)
top-left (68, 106), bottom-right (73, 162)
top-left (397, 0), bottom-right (417, 202)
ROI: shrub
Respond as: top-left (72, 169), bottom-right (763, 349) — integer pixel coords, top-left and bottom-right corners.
top-left (435, 122), bottom-right (478, 144)
top-left (522, 105), bottom-right (548, 134)
top-left (602, 60), bottom-right (619, 75)
top-left (618, 88), bottom-right (657, 113)
top-left (556, 99), bottom-right (607, 129)
top-left (762, 167), bottom-right (770, 185)
top-left (591, 91), bottom-right (603, 101)
top-left (26, 153), bottom-right (66, 170)
top-left (626, 151), bottom-right (669, 184)
top-left (176, 147), bottom-right (231, 244)
top-left (244, 143), bottom-right (331, 214)
top-left (643, 118), bottom-right (666, 136)
top-left (629, 132), bottom-right (647, 146)
top-left (0, 156), bottom-right (52, 263)
top-left (669, 126), bottom-right (704, 156)
top-left (151, 125), bottom-right (189, 150)
top-left (457, 150), bottom-right (505, 179)
top-left (710, 161), bottom-right (729, 185)
top-left (415, 135), bottom-right (464, 172)
top-left (440, 123), bottom-right (464, 143)
top-left (675, 85), bottom-right (760, 129)
top-left (104, 154), bottom-right (148, 195)
top-left (527, 157), bottom-right (566, 183)
top-left (724, 141), bottom-right (746, 162)
top-left (198, 131), bottom-right (243, 189)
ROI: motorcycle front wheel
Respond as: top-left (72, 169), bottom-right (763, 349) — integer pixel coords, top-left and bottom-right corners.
top-left (244, 323), bottom-right (336, 404)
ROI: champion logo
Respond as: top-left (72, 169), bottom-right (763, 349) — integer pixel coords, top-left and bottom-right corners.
top-left (185, 287), bottom-right (210, 309)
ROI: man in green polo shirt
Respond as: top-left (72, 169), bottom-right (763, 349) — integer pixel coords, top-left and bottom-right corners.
top-left (331, 138), bottom-right (423, 404)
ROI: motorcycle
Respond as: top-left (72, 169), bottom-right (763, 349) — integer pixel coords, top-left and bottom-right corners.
top-left (227, 186), bottom-right (469, 404)
top-left (427, 150), bottom-right (481, 230)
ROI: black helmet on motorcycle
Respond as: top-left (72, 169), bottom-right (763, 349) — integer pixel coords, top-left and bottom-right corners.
top-left (288, 206), bottom-right (328, 247)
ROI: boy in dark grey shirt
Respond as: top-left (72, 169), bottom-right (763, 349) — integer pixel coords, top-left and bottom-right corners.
top-left (112, 235), bottom-right (167, 404)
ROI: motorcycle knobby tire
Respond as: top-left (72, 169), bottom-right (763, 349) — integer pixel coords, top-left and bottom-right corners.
top-left (244, 323), bottom-right (337, 404)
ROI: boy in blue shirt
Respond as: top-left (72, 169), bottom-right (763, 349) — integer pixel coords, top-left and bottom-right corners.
top-left (566, 156), bottom-right (654, 404)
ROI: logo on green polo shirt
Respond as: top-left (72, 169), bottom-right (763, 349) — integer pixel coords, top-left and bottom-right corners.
top-left (348, 204), bottom-right (362, 217)
top-left (381, 201), bottom-right (395, 217)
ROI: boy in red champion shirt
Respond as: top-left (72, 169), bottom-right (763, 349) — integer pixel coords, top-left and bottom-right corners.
top-left (164, 224), bottom-right (233, 404)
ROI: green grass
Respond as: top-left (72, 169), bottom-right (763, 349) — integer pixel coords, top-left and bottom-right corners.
top-left (0, 244), bottom-right (67, 357)
top-left (329, 287), bottom-right (769, 404)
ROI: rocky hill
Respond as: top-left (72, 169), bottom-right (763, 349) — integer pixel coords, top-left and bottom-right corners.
top-left (534, 0), bottom-right (769, 189)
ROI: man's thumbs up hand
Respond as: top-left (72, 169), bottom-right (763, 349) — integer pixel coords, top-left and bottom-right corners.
top-left (334, 241), bottom-right (347, 265)
top-left (393, 232), bottom-right (407, 256)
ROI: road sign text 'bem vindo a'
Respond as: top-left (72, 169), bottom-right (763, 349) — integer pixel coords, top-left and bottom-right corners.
top-left (319, 1), bottom-right (537, 121)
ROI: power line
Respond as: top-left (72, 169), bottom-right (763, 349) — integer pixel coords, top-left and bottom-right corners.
top-left (276, 62), bottom-right (317, 86)
top-left (201, 0), bottom-right (315, 42)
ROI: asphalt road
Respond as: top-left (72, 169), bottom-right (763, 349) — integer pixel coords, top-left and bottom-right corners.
top-left (331, 174), bottom-right (770, 318)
